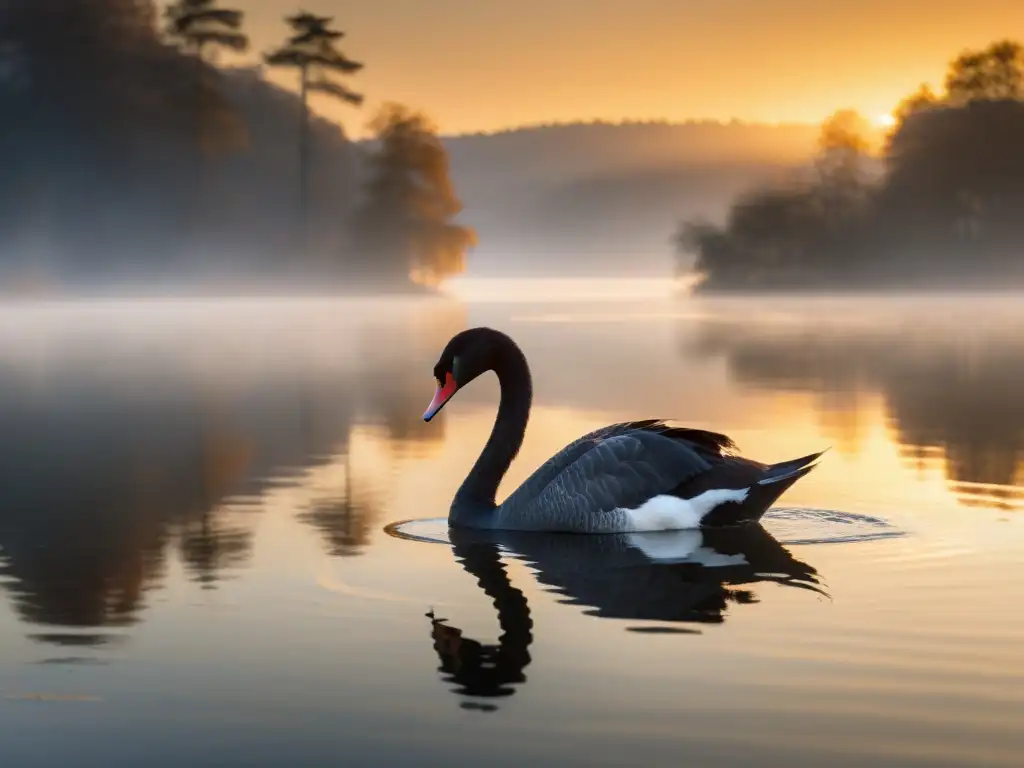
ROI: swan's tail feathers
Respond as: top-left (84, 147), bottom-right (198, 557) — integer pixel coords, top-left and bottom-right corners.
top-left (702, 449), bottom-right (826, 526)
top-left (700, 448), bottom-right (830, 527)
top-left (758, 448), bottom-right (830, 487)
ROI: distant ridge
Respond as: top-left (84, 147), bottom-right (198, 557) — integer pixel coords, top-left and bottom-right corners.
top-left (439, 117), bottom-right (820, 140)
top-left (434, 120), bottom-right (820, 278)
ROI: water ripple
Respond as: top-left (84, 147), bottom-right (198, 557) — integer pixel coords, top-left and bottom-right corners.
top-left (384, 507), bottom-right (905, 548)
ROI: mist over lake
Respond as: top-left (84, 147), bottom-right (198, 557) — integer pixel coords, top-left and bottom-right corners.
top-left (3, 2), bottom-right (1024, 764)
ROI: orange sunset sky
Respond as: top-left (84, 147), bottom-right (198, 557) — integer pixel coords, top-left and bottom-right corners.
top-left (211, 0), bottom-right (1021, 136)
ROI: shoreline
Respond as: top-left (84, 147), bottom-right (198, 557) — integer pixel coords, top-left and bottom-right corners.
top-left (0, 281), bottom-right (446, 303)
top-left (690, 283), bottom-right (1024, 298)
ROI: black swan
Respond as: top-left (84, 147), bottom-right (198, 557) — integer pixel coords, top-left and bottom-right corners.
top-left (423, 327), bottom-right (826, 533)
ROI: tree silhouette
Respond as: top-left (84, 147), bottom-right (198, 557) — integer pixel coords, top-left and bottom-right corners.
top-left (352, 104), bottom-right (477, 287)
top-left (945, 40), bottom-right (1024, 104)
top-left (0, 0), bottom-right (375, 291)
top-left (675, 38), bottom-right (1024, 292)
top-left (265, 12), bottom-right (364, 256)
top-left (164, 0), bottom-right (247, 59)
top-left (878, 41), bottom-right (1024, 270)
top-left (815, 110), bottom-right (872, 204)
top-left (893, 83), bottom-right (939, 124)
top-left (0, 0), bottom-right (191, 279)
top-left (162, 0), bottom-right (249, 250)
top-left (676, 112), bottom-right (870, 290)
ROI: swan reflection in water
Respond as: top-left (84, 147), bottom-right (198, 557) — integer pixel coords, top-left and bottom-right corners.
top-left (424, 523), bottom-right (827, 711)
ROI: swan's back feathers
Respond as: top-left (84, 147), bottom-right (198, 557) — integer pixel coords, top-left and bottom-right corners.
top-left (495, 428), bottom-right (717, 532)
top-left (488, 418), bottom-right (801, 533)
top-left (625, 419), bottom-right (739, 459)
top-left (499, 419), bottom-right (737, 516)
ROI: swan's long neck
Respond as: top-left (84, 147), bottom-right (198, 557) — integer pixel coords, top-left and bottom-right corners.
top-left (451, 341), bottom-right (532, 523)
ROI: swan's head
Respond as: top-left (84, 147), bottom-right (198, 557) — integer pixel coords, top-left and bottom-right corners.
top-left (424, 327), bottom-right (509, 422)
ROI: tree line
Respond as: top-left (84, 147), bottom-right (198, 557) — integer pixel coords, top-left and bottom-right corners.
top-left (675, 39), bottom-right (1024, 292)
top-left (0, 0), bottom-right (475, 293)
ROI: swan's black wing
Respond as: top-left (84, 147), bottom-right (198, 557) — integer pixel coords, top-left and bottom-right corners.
top-left (500, 421), bottom-right (640, 509)
top-left (496, 423), bottom-right (734, 532)
top-left (501, 420), bottom-right (734, 512)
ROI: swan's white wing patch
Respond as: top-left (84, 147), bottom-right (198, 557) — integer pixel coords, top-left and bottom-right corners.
top-left (621, 488), bottom-right (750, 532)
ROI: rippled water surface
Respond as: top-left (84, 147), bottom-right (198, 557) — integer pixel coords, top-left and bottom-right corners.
top-left (0, 290), bottom-right (1022, 767)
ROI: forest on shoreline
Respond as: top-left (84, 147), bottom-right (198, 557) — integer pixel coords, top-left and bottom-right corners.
top-left (4, 5), bottom-right (1020, 296)
top-left (0, 1), bottom-right (475, 296)
top-left (675, 40), bottom-right (1024, 293)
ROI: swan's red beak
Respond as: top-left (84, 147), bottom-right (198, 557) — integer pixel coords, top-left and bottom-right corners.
top-left (424, 371), bottom-right (457, 422)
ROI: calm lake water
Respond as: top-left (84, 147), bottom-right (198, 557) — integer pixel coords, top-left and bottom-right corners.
top-left (0, 288), bottom-right (1022, 767)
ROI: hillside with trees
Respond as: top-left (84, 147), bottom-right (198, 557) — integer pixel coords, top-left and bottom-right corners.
top-left (11, 3), bottom-right (1013, 290)
top-left (0, 0), bottom-right (472, 295)
top-left (441, 120), bottom-right (822, 277)
top-left (676, 40), bottom-right (1024, 292)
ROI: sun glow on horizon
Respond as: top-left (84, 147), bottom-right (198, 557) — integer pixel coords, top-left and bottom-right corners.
top-left (873, 112), bottom-right (898, 129)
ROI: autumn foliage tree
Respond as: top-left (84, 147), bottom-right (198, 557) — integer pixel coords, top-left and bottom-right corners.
top-left (352, 104), bottom-right (477, 288)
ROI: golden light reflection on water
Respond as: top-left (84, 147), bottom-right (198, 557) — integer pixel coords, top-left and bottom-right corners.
top-left (0, 291), bottom-right (1022, 766)
top-left (678, 305), bottom-right (1024, 516)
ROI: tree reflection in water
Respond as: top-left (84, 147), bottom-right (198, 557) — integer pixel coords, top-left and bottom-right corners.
top-left (682, 308), bottom-right (1024, 511)
top-left (0, 299), bottom-right (465, 645)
